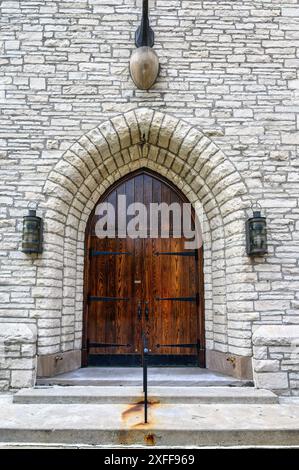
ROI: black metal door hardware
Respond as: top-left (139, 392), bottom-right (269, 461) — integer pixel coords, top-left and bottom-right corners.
top-left (88, 296), bottom-right (129, 302)
top-left (90, 250), bottom-right (132, 257)
top-left (156, 296), bottom-right (198, 303)
top-left (145, 301), bottom-right (149, 321)
top-left (87, 341), bottom-right (131, 351)
top-left (154, 251), bottom-right (198, 258)
top-left (137, 301), bottom-right (142, 321)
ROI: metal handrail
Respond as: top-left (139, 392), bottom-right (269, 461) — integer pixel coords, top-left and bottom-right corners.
top-left (142, 333), bottom-right (149, 424)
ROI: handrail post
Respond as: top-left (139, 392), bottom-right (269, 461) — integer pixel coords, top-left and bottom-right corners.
top-left (142, 333), bottom-right (149, 424)
top-left (144, 346), bottom-right (148, 423)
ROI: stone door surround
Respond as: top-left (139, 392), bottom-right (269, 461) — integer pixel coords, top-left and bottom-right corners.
top-left (35, 108), bottom-right (252, 378)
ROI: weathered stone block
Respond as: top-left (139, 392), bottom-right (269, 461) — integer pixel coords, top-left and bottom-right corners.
top-left (30, 77), bottom-right (46, 90)
top-left (253, 346), bottom-right (268, 360)
top-left (253, 360), bottom-right (280, 372)
top-left (0, 324), bottom-right (37, 390)
top-left (255, 372), bottom-right (289, 390)
top-left (11, 369), bottom-right (36, 389)
top-left (253, 326), bottom-right (299, 347)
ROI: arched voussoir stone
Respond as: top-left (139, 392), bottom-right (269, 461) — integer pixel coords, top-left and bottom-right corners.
top-left (48, 170), bottom-right (78, 196)
top-left (126, 110), bottom-right (144, 144)
top-left (203, 151), bottom-right (232, 177)
top-left (98, 120), bottom-right (121, 155)
top-left (157, 114), bottom-right (180, 149)
top-left (44, 181), bottom-right (74, 204)
top-left (110, 115), bottom-right (132, 149)
top-left (62, 153), bottom-right (91, 183)
top-left (85, 128), bottom-right (111, 162)
top-left (169, 120), bottom-right (194, 155)
top-left (78, 135), bottom-right (102, 163)
top-left (54, 159), bottom-right (84, 189)
top-left (67, 145), bottom-right (96, 174)
top-left (178, 127), bottom-right (204, 161)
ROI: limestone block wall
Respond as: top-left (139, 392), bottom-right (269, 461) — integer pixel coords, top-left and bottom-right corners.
top-left (0, 323), bottom-right (37, 390)
top-left (253, 326), bottom-right (299, 396)
top-left (0, 0), bottom-right (299, 387)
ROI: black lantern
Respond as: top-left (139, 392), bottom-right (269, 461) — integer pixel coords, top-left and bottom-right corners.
top-left (246, 206), bottom-right (268, 256)
top-left (22, 204), bottom-right (43, 254)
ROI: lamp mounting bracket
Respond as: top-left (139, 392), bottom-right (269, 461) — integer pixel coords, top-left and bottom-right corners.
top-left (135, 0), bottom-right (155, 48)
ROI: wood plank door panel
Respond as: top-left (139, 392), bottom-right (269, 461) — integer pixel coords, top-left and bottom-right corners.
top-left (145, 237), bottom-right (200, 365)
top-left (84, 169), bottom-right (205, 367)
top-left (88, 236), bottom-right (142, 364)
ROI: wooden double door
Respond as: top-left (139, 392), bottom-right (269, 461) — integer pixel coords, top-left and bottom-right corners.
top-left (83, 170), bottom-right (205, 367)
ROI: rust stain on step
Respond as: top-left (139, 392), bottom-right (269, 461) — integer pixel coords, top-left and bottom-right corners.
top-left (144, 433), bottom-right (156, 446)
top-left (117, 430), bottom-right (136, 446)
top-left (116, 430), bottom-right (157, 447)
top-left (121, 399), bottom-right (160, 429)
top-left (121, 399), bottom-right (144, 420)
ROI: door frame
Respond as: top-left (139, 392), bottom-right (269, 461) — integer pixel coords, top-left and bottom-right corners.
top-left (81, 168), bottom-right (206, 367)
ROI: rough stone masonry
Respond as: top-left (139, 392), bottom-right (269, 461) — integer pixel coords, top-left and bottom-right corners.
top-left (0, 1), bottom-right (299, 393)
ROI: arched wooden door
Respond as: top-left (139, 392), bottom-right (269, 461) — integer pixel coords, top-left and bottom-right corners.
top-left (82, 170), bottom-right (205, 367)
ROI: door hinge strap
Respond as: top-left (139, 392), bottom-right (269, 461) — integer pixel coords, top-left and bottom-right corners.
top-left (156, 341), bottom-right (200, 349)
top-left (88, 342), bottom-right (131, 349)
top-left (88, 296), bottom-right (129, 302)
top-left (90, 250), bottom-right (132, 257)
top-left (156, 295), bottom-right (198, 303)
top-left (155, 251), bottom-right (198, 258)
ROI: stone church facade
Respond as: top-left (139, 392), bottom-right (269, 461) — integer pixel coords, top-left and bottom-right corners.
top-left (0, 0), bottom-right (299, 395)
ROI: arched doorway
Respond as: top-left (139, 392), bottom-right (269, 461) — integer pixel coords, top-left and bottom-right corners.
top-left (40, 108), bottom-right (252, 379)
top-left (82, 169), bottom-right (205, 368)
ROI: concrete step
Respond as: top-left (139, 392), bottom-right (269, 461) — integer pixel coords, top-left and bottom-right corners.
top-left (36, 367), bottom-right (253, 387)
top-left (13, 386), bottom-right (278, 405)
top-left (1, 401), bottom-right (299, 447)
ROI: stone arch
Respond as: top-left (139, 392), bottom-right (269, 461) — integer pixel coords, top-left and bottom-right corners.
top-left (38, 108), bottom-right (252, 366)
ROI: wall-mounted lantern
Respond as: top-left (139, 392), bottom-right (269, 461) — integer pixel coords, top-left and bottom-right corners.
top-left (129, 0), bottom-right (159, 90)
top-left (246, 205), bottom-right (268, 256)
top-left (22, 203), bottom-right (43, 254)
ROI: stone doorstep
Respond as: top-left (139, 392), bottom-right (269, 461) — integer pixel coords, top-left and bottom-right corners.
top-left (35, 367), bottom-right (253, 388)
top-left (36, 378), bottom-right (254, 387)
top-left (0, 402), bottom-right (299, 447)
top-left (13, 386), bottom-right (278, 405)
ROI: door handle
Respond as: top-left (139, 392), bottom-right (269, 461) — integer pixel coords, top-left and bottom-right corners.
top-left (145, 301), bottom-right (149, 321)
top-left (137, 301), bottom-right (142, 321)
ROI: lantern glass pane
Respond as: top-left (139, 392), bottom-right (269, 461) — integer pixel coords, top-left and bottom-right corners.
top-left (249, 219), bottom-right (267, 255)
top-left (22, 216), bottom-right (42, 253)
